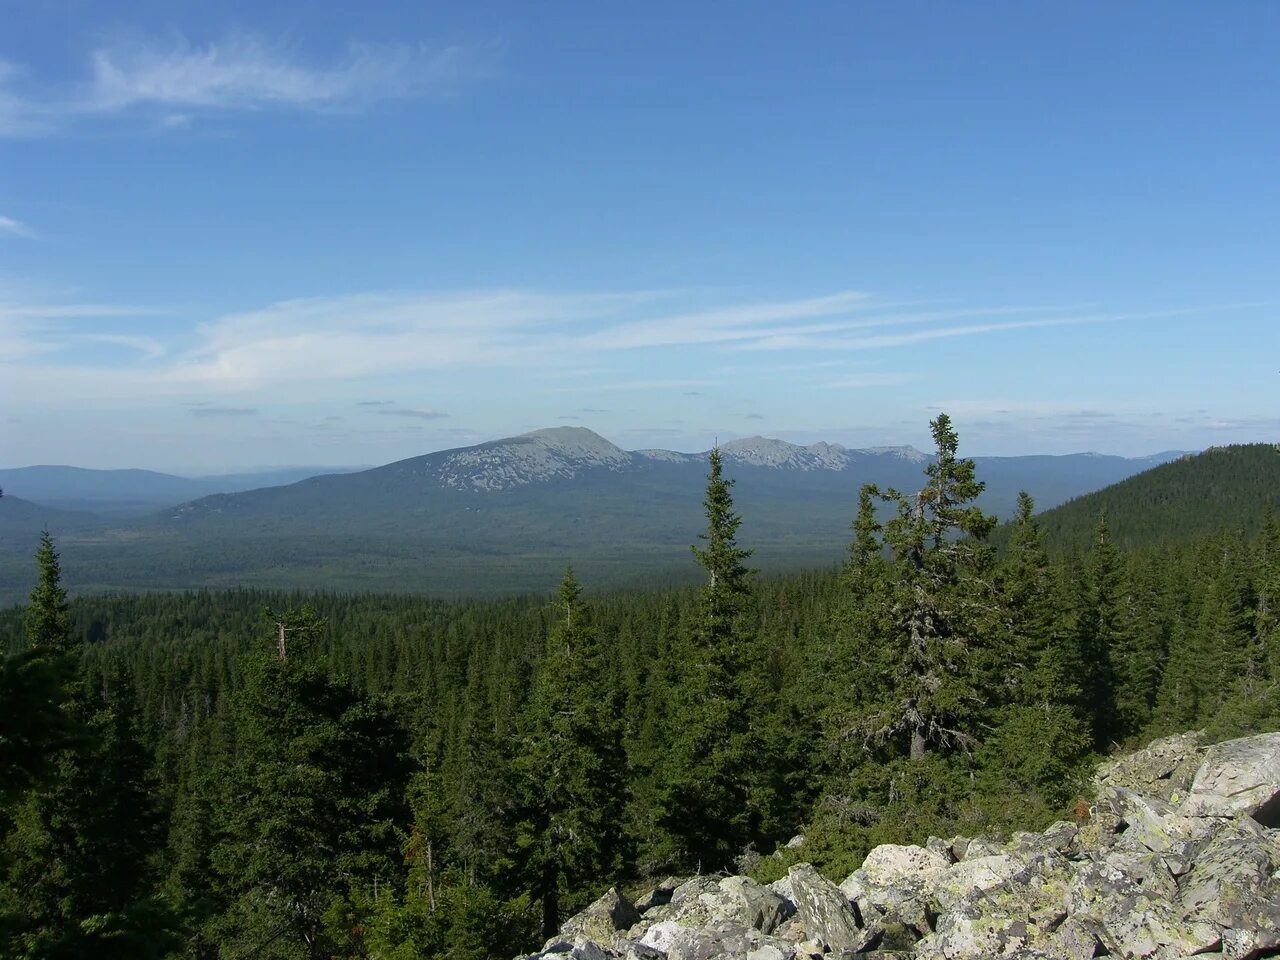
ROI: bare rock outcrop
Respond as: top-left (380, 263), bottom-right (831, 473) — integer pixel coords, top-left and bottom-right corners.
top-left (525, 730), bottom-right (1280, 960)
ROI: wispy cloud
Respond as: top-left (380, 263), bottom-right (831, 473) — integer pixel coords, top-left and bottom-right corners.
top-left (189, 405), bottom-right (257, 417)
top-left (375, 407), bottom-right (448, 421)
top-left (821, 372), bottom-right (916, 388)
top-left (0, 33), bottom-right (498, 136)
top-left (0, 288), bottom-right (1223, 410)
top-left (0, 216), bottom-right (33, 238)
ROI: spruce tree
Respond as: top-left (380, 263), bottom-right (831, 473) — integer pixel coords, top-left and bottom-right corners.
top-left (0, 531), bottom-right (78, 808)
top-left (26, 532), bottom-right (71, 655)
top-left (979, 492), bottom-right (1091, 805)
top-left (517, 569), bottom-right (626, 938)
top-left (3, 537), bottom-right (176, 958)
top-left (207, 609), bottom-right (410, 958)
top-left (1078, 515), bottom-right (1128, 748)
top-left (658, 447), bottom-right (756, 871)
top-left (854, 414), bottom-right (999, 762)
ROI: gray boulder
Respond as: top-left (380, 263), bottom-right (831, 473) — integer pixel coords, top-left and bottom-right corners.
top-left (1095, 730), bottom-right (1206, 803)
top-left (787, 863), bottom-right (875, 953)
top-left (1179, 731), bottom-right (1280, 825)
top-left (562, 887), bottom-right (642, 947)
top-left (653, 875), bottom-right (792, 935)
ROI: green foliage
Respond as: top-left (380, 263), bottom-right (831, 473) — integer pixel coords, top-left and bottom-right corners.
top-left (25, 532), bottom-right (71, 655)
top-left (848, 414), bottom-right (1000, 762)
top-left (657, 449), bottom-right (759, 872)
top-left (205, 609), bottom-right (411, 958)
top-left (516, 569), bottom-right (627, 936)
top-left (1026, 443), bottom-right (1280, 554)
top-left (1, 428), bottom-right (1278, 956)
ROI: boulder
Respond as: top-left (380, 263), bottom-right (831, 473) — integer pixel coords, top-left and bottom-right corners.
top-left (562, 887), bottom-right (642, 946)
top-left (635, 876), bottom-right (684, 914)
top-left (1095, 730), bottom-right (1206, 803)
top-left (1070, 859), bottom-right (1220, 959)
top-left (787, 863), bottom-right (875, 953)
top-left (1178, 731), bottom-right (1280, 825)
top-left (655, 875), bottom-right (792, 934)
top-left (860, 844), bottom-right (951, 893)
top-left (1176, 816), bottom-right (1280, 951)
top-left (527, 937), bottom-right (611, 960)
top-left (639, 920), bottom-right (795, 960)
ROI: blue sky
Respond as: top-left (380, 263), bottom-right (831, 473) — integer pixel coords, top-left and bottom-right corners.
top-left (1, 1), bottom-right (1277, 471)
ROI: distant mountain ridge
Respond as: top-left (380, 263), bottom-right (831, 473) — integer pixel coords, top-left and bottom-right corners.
top-left (0, 464), bottom-right (366, 517)
top-left (0, 426), bottom-right (1198, 601)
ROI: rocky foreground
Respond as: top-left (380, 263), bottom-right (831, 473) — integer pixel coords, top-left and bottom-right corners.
top-left (527, 732), bottom-right (1280, 960)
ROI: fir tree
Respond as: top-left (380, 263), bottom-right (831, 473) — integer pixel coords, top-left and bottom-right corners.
top-left (207, 609), bottom-right (410, 959)
top-left (854, 414), bottom-right (999, 762)
top-left (1078, 515), bottom-right (1128, 748)
top-left (516, 569), bottom-right (626, 938)
top-left (658, 448), bottom-right (756, 871)
top-left (26, 532), bottom-right (71, 655)
top-left (978, 492), bottom-right (1091, 806)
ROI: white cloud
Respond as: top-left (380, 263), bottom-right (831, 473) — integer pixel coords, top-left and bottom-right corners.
top-left (0, 33), bottom-right (497, 136)
top-left (86, 34), bottom-right (487, 111)
top-left (375, 408), bottom-right (448, 421)
top-left (0, 288), bottom-right (1191, 413)
top-left (821, 372), bottom-right (916, 388)
top-left (0, 216), bottom-right (32, 238)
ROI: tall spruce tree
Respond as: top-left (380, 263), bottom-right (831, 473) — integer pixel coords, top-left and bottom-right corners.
top-left (658, 447), bottom-right (756, 871)
top-left (517, 569), bottom-right (626, 938)
top-left (25, 532), bottom-right (71, 655)
top-left (0, 530), bottom-right (78, 810)
top-left (854, 414), bottom-right (999, 762)
top-left (207, 609), bottom-right (410, 959)
top-left (3, 536), bottom-right (177, 959)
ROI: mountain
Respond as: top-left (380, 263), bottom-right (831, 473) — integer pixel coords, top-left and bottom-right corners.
top-left (1029, 443), bottom-right (1280, 553)
top-left (0, 493), bottom-right (106, 547)
top-left (0, 464), bottom-right (363, 517)
top-left (0, 427), bottom-right (1190, 600)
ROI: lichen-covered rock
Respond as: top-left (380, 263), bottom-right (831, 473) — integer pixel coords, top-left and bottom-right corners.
top-left (787, 863), bottom-right (874, 953)
top-left (1176, 816), bottom-right (1280, 948)
top-left (649, 875), bottom-right (792, 934)
top-left (1178, 731), bottom-right (1280, 825)
top-left (1070, 858), bottom-right (1220, 959)
top-left (765, 875), bottom-right (794, 905)
top-left (860, 844), bottom-right (951, 893)
top-left (520, 732), bottom-right (1280, 960)
top-left (639, 920), bottom-right (797, 960)
top-left (526, 936), bottom-right (612, 960)
top-left (1095, 730), bottom-right (1206, 803)
top-left (562, 888), bottom-right (642, 946)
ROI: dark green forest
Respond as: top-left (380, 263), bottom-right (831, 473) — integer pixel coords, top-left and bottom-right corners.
top-left (1, 420), bottom-right (1278, 959)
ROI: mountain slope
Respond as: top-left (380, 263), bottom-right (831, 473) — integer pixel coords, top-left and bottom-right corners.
top-left (0, 494), bottom-right (106, 551)
top-left (1032, 444), bottom-right (1280, 552)
top-left (0, 464), bottom-right (363, 517)
top-left (0, 428), bottom-right (1193, 600)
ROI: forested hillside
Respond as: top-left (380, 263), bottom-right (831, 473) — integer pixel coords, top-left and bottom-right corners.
top-left (1029, 443), bottom-right (1280, 553)
top-left (0, 419), bottom-right (1277, 959)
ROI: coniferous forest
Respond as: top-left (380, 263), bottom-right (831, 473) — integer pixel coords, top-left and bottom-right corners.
top-left (2, 417), bottom-right (1279, 959)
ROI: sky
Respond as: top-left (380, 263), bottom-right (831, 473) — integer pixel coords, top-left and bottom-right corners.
top-left (1, 1), bottom-right (1277, 472)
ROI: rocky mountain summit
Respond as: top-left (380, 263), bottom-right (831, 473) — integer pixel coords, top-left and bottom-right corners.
top-left (526, 731), bottom-right (1280, 960)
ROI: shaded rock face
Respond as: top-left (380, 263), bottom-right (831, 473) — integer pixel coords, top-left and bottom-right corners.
top-left (524, 732), bottom-right (1280, 960)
